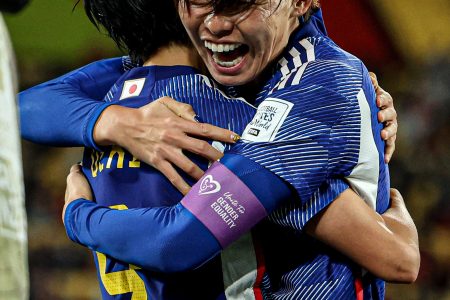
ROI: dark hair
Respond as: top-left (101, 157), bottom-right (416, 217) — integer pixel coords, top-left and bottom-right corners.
top-left (0, 0), bottom-right (29, 13)
top-left (83, 0), bottom-right (191, 63)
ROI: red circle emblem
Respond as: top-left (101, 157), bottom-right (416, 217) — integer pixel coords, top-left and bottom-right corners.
top-left (129, 84), bottom-right (138, 94)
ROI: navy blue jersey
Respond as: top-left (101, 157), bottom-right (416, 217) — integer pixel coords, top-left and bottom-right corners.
top-left (82, 65), bottom-right (256, 300)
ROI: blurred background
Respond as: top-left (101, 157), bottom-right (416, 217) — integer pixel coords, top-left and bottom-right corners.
top-left (3, 0), bottom-right (450, 299)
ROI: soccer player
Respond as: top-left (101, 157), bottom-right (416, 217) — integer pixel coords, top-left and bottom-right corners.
top-left (60, 1), bottom-right (418, 300)
top-left (0, 1), bottom-right (30, 299)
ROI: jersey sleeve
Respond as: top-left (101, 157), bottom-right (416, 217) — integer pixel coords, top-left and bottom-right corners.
top-left (19, 57), bottom-right (126, 149)
top-left (229, 82), bottom-right (363, 229)
top-left (64, 153), bottom-right (292, 273)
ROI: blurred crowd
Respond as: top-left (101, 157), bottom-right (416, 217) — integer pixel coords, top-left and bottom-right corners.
top-left (384, 57), bottom-right (450, 299)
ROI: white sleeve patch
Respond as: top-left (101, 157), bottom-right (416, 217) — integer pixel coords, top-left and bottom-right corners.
top-left (241, 98), bottom-right (293, 142)
top-left (119, 78), bottom-right (146, 100)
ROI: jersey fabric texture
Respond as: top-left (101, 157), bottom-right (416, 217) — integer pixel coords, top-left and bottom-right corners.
top-left (228, 10), bottom-right (390, 300)
top-left (79, 65), bottom-right (258, 300)
top-left (65, 9), bottom-right (389, 300)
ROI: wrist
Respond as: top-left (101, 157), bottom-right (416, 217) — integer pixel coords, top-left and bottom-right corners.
top-left (93, 105), bottom-right (127, 146)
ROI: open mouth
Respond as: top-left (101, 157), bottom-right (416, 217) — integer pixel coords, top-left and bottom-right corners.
top-left (204, 41), bottom-right (250, 68)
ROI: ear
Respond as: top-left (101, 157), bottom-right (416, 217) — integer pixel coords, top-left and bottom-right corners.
top-left (291, 0), bottom-right (313, 17)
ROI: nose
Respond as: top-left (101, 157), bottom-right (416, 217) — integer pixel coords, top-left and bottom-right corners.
top-left (204, 13), bottom-right (234, 37)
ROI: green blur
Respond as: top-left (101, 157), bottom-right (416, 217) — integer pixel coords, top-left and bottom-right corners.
top-left (4, 0), bottom-right (118, 66)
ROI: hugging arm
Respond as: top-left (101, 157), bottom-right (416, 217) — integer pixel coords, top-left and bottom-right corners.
top-left (19, 57), bottom-right (125, 148)
top-left (64, 79), bottom-right (419, 281)
top-left (64, 155), bottom-right (419, 282)
top-left (64, 154), bottom-right (291, 273)
top-left (306, 188), bottom-right (419, 283)
top-left (18, 58), bottom-right (237, 193)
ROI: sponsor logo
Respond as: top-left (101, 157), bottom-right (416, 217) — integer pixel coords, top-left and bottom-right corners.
top-left (241, 98), bottom-right (293, 142)
top-left (119, 78), bottom-right (146, 100)
top-left (199, 175), bottom-right (221, 195)
top-left (247, 128), bottom-right (260, 137)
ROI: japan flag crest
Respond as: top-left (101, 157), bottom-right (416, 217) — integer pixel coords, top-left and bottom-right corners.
top-left (120, 78), bottom-right (146, 100)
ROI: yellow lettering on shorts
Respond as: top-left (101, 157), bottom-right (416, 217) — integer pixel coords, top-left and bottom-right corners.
top-left (96, 204), bottom-right (147, 299)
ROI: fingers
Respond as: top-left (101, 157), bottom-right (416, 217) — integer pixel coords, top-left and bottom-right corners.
top-left (389, 188), bottom-right (404, 208)
top-left (178, 135), bottom-right (225, 161)
top-left (166, 149), bottom-right (205, 180)
top-left (156, 160), bottom-right (192, 195)
top-left (375, 85), bottom-right (397, 163)
top-left (180, 121), bottom-right (240, 144)
top-left (384, 140), bottom-right (395, 163)
top-left (64, 164), bottom-right (91, 222)
top-left (159, 96), bottom-right (197, 122)
top-left (378, 107), bottom-right (397, 123)
top-left (69, 163), bottom-right (82, 174)
top-left (157, 124), bottom-right (226, 161)
top-left (156, 97), bottom-right (241, 143)
top-left (66, 164), bottom-right (93, 201)
top-left (382, 120), bottom-right (397, 163)
top-left (376, 87), bottom-right (393, 109)
top-left (369, 72), bottom-right (379, 91)
top-left (381, 120), bottom-right (397, 140)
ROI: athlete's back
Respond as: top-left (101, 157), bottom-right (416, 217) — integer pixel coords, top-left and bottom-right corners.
top-left (82, 65), bottom-right (256, 299)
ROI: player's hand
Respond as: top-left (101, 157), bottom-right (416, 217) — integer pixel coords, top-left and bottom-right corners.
top-left (62, 164), bottom-right (93, 224)
top-left (370, 72), bottom-right (397, 163)
top-left (93, 96), bottom-right (240, 195)
top-left (382, 189), bottom-right (415, 227)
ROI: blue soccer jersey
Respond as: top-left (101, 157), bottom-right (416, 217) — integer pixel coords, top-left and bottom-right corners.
top-left (227, 10), bottom-right (390, 300)
top-left (62, 9), bottom-right (389, 300)
top-left (81, 65), bottom-right (257, 299)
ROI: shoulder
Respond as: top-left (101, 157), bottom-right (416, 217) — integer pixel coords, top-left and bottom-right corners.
top-left (273, 36), bottom-right (365, 98)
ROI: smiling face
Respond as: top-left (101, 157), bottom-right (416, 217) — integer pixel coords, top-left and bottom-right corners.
top-left (178, 0), bottom-right (308, 87)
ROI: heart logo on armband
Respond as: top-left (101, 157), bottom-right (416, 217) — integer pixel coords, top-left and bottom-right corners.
top-left (198, 175), bottom-right (221, 195)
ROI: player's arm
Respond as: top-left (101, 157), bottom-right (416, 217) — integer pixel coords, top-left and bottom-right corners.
top-left (305, 188), bottom-right (419, 283)
top-left (63, 155), bottom-right (292, 273)
top-left (18, 61), bottom-right (238, 193)
top-left (63, 156), bottom-right (419, 283)
top-left (19, 57), bottom-right (125, 147)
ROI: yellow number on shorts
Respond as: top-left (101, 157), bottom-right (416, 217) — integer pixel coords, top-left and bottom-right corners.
top-left (97, 204), bottom-right (147, 299)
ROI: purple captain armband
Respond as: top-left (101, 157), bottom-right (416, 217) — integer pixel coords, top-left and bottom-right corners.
top-left (181, 161), bottom-right (267, 248)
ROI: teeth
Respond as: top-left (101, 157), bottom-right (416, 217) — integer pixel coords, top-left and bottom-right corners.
top-left (212, 53), bottom-right (243, 68)
top-left (204, 41), bottom-right (242, 53)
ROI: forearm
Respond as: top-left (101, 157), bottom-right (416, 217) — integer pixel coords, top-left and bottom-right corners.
top-left (65, 200), bottom-right (221, 272)
top-left (64, 154), bottom-right (291, 272)
top-left (19, 57), bottom-right (124, 148)
top-left (379, 197), bottom-right (420, 283)
top-left (306, 189), bottom-right (420, 283)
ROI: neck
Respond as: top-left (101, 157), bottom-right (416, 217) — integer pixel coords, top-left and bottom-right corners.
top-left (143, 44), bottom-right (202, 69)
